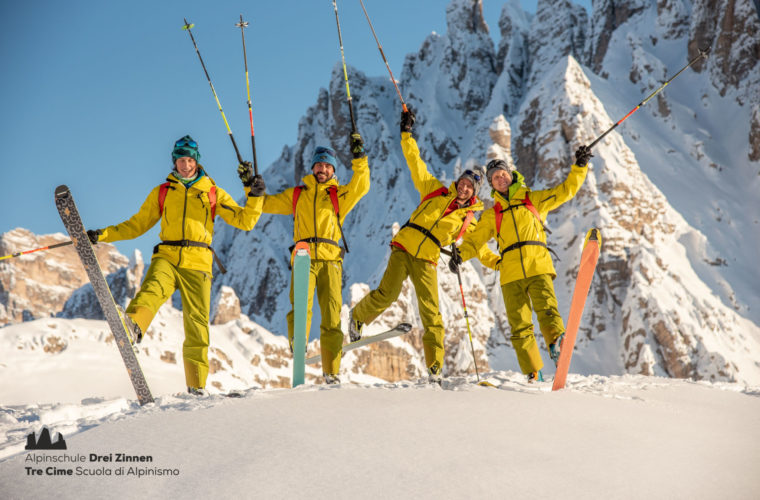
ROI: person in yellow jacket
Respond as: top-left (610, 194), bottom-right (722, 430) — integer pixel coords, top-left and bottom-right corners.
top-left (261, 133), bottom-right (370, 384)
top-left (349, 109), bottom-right (492, 384)
top-left (453, 146), bottom-right (592, 381)
top-left (87, 135), bottom-right (265, 395)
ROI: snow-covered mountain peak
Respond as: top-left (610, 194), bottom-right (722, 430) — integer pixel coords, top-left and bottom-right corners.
top-left (445, 0), bottom-right (490, 36)
top-left (402, 1), bottom-right (497, 129)
top-left (527, 0), bottom-right (588, 86)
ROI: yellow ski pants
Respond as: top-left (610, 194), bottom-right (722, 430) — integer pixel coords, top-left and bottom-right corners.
top-left (287, 259), bottom-right (344, 376)
top-left (126, 257), bottom-right (211, 389)
top-left (352, 247), bottom-right (445, 371)
top-left (501, 273), bottom-right (565, 374)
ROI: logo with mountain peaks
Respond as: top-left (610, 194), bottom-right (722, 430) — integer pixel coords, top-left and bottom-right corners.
top-left (25, 427), bottom-right (67, 450)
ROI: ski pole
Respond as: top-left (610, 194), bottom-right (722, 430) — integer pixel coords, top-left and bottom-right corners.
top-left (331, 0), bottom-right (358, 133)
top-left (358, 0), bottom-right (407, 113)
top-left (182, 19), bottom-right (245, 165)
top-left (0, 241), bottom-right (72, 261)
top-left (450, 244), bottom-right (482, 383)
top-left (235, 14), bottom-right (259, 176)
top-left (588, 46), bottom-right (710, 149)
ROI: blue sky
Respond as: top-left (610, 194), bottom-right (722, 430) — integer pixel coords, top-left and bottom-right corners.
top-left (0, 0), bottom-right (589, 261)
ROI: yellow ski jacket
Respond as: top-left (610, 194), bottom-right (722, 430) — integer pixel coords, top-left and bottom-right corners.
top-left (394, 132), bottom-right (491, 264)
top-left (459, 165), bottom-right (588, 285)
top-left (99, 170), bottom-right (263, 275)
top-left (262, 156), bottom-right (370, 261)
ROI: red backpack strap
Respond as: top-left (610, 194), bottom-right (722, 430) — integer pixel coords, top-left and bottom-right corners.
top-left (292, 185), bottom-right (305, 216)
top-left (522, 194), bottom-right (551, 234)
top-left (455, 210), bottom-right (474, 242)
top-left (327, 185), bottom-right (340, 216)
top-left (209, 186), bottom-right (217, 219)
top-left (494, 202), bottom-right (503, 235)
top-left (421, 186), bottom-right (449, 204)
top-left (327, 185), bottom-right (349, 254)
top-left (158, 182), bottom-right (172, 215)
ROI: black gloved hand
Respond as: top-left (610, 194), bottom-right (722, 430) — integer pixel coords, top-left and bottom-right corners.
top-left (350, 132), bottom-right (366, 159)
top-left (87, 229), bottom-right (102, 245)
top-left (574, 145), bottom-right (593, 167)
top-left (250, 175), bottom-right (266, 197)
top-left (400, 107), bottom-right (416, 134)
top-left (237, 161), bottom-right (254, 187)
top-left (448, 247), bottom-right (463, 274)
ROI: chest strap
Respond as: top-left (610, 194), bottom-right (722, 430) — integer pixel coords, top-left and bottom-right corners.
top-left (401, 221), bottom-right (442, 248)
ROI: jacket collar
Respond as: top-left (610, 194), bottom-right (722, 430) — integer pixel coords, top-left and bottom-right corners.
top-left (167, 167), bottom-right (214, 191)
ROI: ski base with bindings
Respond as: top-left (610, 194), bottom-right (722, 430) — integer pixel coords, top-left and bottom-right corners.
top-left (54, 185), bottom-right (154, 405)
top-left (306, 323), bottom-right (413, 365)
top-left (552, 228), bottom-right (602, 391)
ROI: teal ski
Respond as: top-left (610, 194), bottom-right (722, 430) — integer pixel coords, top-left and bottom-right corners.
top-left (291, 242), bottom-right (311, 387)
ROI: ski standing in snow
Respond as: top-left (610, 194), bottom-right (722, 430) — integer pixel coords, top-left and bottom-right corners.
top-left (86, 136), bottom-right (265, 396)
top-left (455, 147), bottom-right (591, 382)
top-left (55, 185), bottom-right (155, 405)
top-left (349, 108), bottom-right (494, 385)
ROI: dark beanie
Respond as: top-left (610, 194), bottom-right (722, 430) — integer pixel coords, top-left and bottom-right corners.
top-left (172, 135), bottom-right (201, 163)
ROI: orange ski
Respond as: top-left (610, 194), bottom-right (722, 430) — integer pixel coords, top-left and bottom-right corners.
top-left (552, 229), bottom-right (602, 391)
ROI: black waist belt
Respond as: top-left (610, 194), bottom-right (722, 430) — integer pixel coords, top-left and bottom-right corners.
top-left (154, 240), bottom-right (227, 274)
top-left (401, 221), bottom-right (441, 248)
top-left (499, 240), bottom-right (560, 261)
top-left (288, 237), bottom-right (345, 259)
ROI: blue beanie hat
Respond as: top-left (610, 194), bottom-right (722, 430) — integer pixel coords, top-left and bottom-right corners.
top-left (172, 135), bottom-right (201, 163)
top-left (311, 146), bottom-right (338, 169)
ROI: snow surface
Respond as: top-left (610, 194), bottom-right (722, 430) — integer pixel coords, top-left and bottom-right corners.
top-left (1, 373), bottom-right (759, 499)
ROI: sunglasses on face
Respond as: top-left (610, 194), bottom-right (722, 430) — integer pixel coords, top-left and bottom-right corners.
top-left (463, 169), bottom-right (482, 182)
top-left (175, 138), bottom-right (197, 148)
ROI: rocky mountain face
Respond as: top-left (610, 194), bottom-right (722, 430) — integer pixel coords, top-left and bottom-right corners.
top-left (58, 250), bottom-right (144, 320)
top-left (0, 228), bottom-right (131, 325)
top-left (213, 0), bottom-right (760, 384)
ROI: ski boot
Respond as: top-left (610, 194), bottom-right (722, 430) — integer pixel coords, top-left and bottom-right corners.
top-left (527, 370), bottom-right (544, 383)
top-left (117, 305), bottom-right (143, 344)
top-left (427, 363), bottom-right (443, 386)
top-left (187, 387), bottom-right (208, 397)
top-left (323, 374), bottom-right (341, 385)
top-left (348, 308), bottom-right (363, 342)
top-left (549, 333), bottom-right (565, 367)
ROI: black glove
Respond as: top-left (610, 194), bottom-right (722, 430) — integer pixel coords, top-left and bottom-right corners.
top-left (448, 247), bottom-right (463, 274)
top-left (250, 175), bottom-right (266, 197)
top-left (350, 132), bottom-right (366, 159)
top-left (400, 107), bottom-right (416, 134)
top-left (574, 145), bottom-right (593, 167)
top-left (237, 161), bottom-right (254, 187)
top-left (87, 229), bottom-right (102, 245)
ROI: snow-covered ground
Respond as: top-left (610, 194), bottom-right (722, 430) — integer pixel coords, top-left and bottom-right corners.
top-left (1, 373), bottom-right (758, 499)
